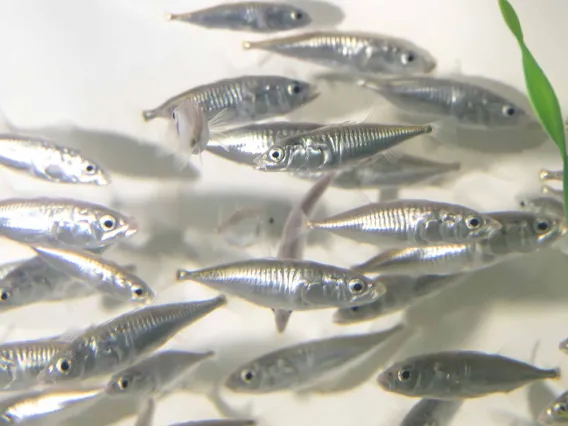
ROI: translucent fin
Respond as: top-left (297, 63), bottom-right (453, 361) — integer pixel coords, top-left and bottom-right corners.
top-left (429, 117), bottom-right (459, 147)
top-left (273, 309), bottom-right (292, 334)
top-left (134, 397), bottom-right (156, 426)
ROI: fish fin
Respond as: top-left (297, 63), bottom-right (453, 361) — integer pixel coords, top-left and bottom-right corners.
top-left (273, 309), bottom-right (292, 333)
top-left (378, 187), bottom-right (399, 202)
top-left (208, 108), bottom-right (234, 139)
top-left (142, 109), bottom-right (157, 122)
top-left (356, 77), bottom-right (388, 94)
top-left (134, 397), bottom-right (156, 426)
top-left (428, 117), bottom-right (459, 147)
top-left (373, 146), bottom-right (405, 164)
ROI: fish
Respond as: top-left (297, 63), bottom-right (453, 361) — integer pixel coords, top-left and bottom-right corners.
top-left (333, 274), bottom-right (467, 324)
top-left (170, 100), bottom-right (211, 158)
top-left (31, 246), bottom-right (155, 304)
top-left (0, 260), bottom-right (24, 281)
top-left (401, 398), bottom-right (463, 426)
top-left (225, 325), bottom-right (403, 393)
top-left (540, 169), bottom-right (563, 182)
top-left (293, 154), bottom-right (460, 189)
top-left (0, 386), bottom-right (104, 425)
top-left (518, 195), bottom-right (565, 219)
top-left (0, 135), bottom-right (110, 185)
top-left (36, 295), bottom-right (226, 384)
top-left (206, 122), bottom-right (322, 166)
top-left (538, 390), bottom-right (568, 425)
top-left (177, 258), bottom-right (384, 311)
top-left (105, 350), bottom-right (214, 398)
top-left (215, 206), bottom-right (266, 248)
top-left (358, 76), bottom-right (532, 129)
top-left (167, 2), bottom-right (311, 33)
top-left (142, 75), bottom-right (318, 122)
top-left (242, 31), bottom-right (436, 75)
top-left (0, 197), bottom-right (137, 250)
top-left (253, 123), bottom-right (434, 172)
top-left (307, 199), bottom-right (501, 246)
top-left (168, 421), bottom-right (256, 426)
top-left (542, 185), bottom-right (564, 200)
top-left (377, 350), bottom-right (559, 399)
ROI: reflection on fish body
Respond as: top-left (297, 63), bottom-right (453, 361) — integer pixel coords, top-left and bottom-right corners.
top-left (0, 135), bottom-right (110, 185)
top-left (142, 75), bottom-right (318, 122)
top-left (168, 2), bottom-right (311, 32)
top-left (243, 32), bottom-right (436, 75)
top-left (401, 398), bottom-right (463, 426)
top-left (0, 198), bottom-right (137, 250)
top-left (539, 390), bottom-right (568, 425)
top-left (36, 296), bottom-right (226, 384)
top-left (377, 351), bottom-right (559, 399)
top-left (177, 259), bottom-right (384, 310)
top-left (358, 76), bottom-right (532, 129)
top-left (225, 325), bottom-right (403, 393)
top-left (254, 123), bottom-right (433, 172)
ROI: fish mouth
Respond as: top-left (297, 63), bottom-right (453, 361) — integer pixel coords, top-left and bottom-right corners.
top-left (559, 339), bottom-right (568, 354)
top-left (125, 218), bottom-right (139, 237)
top-left (376, 371), bottom-right (392, 390)
top-left (96, 173), bottom-right (111, 186)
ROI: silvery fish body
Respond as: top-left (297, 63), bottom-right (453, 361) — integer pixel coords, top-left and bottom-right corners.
top-left (0, 387), bottom-right (103, 425)
top-left (307, 199), bottom-right (501, 246)
top-left (540, 169), bottom-right (563, 182)
top-left (0, 198), bottom-right (137, 250)
top-left (294, 154), bottom-right (460, 189)
top-left (0, 135), bottom-right (109, 185)
top-left (142, 75), bottom-right (318, 122)
top-left (359, 76), bottom-right (532, 129)
top-left (37, 295), bottom-right (226, 384)
top-left (32, 246), bottom-right (155, 304)
top-left (168, 2), bottom-right (311, 33)
top-left (333, 274), bottom-right (467, 324)
top-left (243, 32), bottom-right (436, 75)
top-left (177, 259), bottom-right (383, 311)
top-left (207, 122), bottom-right (322, 166)
top-left (401, 398), bottom-right (463, 426)
top-left (377, 351), bottom-right (559, 399)
top-left (0, 261), bottom-right (23, 280)
top-left (519, 195), bottom-right (564, 219)
top-left (169, 421), bottom-right (255, 426)
top-left (105, 350), bottom-right (214, 398)
top-left (539, 390), bottom-right (568, 425)
top-left (225, 325), bottom-right (403, 393)
top-left (254, 123), bottom-right (433, 172)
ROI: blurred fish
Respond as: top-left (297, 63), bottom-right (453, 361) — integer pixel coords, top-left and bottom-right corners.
top-left (37, 295), bottom-right (226, 384)
top-left (0, 260), bottom-right (24, 280)
top-left (401, 398), bottom-right (463, 426)
top-left (169, 421), bottom-right (255, 426)
top-left (243, 31), bottom-right (436, 75)
top-left (540, 169), bottom-right (563, 182)
top-left (0, 198), bottom-right (137, 250)
top-left (543, 185), bottom-right (564, 200)
top-left (378, 351), bottom-right (559, 399)
top-left (177, 259), bottom-right (383, 311)
top-left (254, 123), bottom-right (434, 172)
top-left (358, 76), bottom-right (532, 129)
top-left (225, 325), bottom-right (403, 393)
top-left (168, 2), bottom-right (311, 32)
top-left (307, 200), bottom-right (501, 246)
top-left (539, 390), bottom-right (568, 425)
top-left (518, 195), bottom-right (565, 219)
top-left (215, 206), bottom-right (266, 248)
top-left (0, 134), bottom-right (110, 185)
top-left (142, 75), bottom-right (318, 122)
top-left (32, 246), bottom-right (155, 304)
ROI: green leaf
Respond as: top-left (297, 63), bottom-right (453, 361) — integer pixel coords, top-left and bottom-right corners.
top-left (499, 0), bottom-right (524, 40)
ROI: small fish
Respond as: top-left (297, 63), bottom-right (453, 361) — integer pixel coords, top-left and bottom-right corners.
top-left (243, 31), bottom-right (436, 75)
top-left (333, 274), bottom-right (467, 325)
top-left (171, 100), bottom-right (211, 157)
top-left (543, 185), bottom-right (564, 200)
top-left (169, 421), bottom-right (256, 426)
top-left (358, 76), bottom-right (532, 129)
top-left (519, 195), bottom-right (565, 219)
top-left (32, 246), bottom-right (155, 304)
top-left (36, 295), bottom-right (226, 384)
top-left (142, 75), bottom-right (318, 122)
top-left (225, 325), bottom-right (403, 393)
top-left (401, 398), bottom-right (463, 426)
top-left (0, 197), bottom-right (137, 250)
top-left (0, 135), bottom-right (110, 185)
top-left (215, 206), bottom-right (266, 248)
top-left (0, 260), bottom-right (24, 281)
top-left (206, 122), bottom-right (322, 166)
top-left (105, 350), bottom-right (214, 398)
top-left (539, 390), bottom-right (568, 425)
top-left (0, 386), bottom-right (103, 425)
top-left (540, 169), bottom-right (563, 182)
top-left (177, 259), bottom-right (384, 311)
top-left (168, 2), bottom-right (311, 33)
top-left (307, 199), bottom-right (501, 246)
top-left (254, 123), bottom-right (434, 172)
top-left (377, 351), bottom-right (559, 399)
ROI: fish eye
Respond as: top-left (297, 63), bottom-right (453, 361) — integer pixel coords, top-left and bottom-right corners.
top-left (118, 377), bottom-right (129, 390)
top-left (287, 82), bottom-right (302, 95)
top-left (100, 215), bottom-right (117, 231)
top-left (397, 369), bottom-right (411, 381)
top-left (84, 163), bottom-right (96, 174)
top-left (56, 358), bottom-right (72, 374)
top-left (240, 369), bottom-right (255, 383)
top-left (350, 306), bottom-right (360, 312)
top-left (0, 290), bottom-right (9, 302)
top-left (290, 10), bottom-right (303, 20)
top-left (132, 286), bottom-right (145, 298)
top-left (534, 218), bottom-right (551, 233)
top-left (401, 52), bottom-right (415, 64)
top-left (348, 279), bottom-right (366, 294)
top-left (519, 200), bottom-right (526, 207)
top-left (466, 215), bottom-right (481, 229)
top-left (554, 403), bottom-right (567, 413)
top-left (502, 105), bottom-right (516, 117)
top-left (268, 147), bottom-right (285, 163)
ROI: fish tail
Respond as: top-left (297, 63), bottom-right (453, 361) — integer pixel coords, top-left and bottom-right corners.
top-left (142, 109), bottom-right (157, 121)
top-left (242, 40), bottom-right (256, 50)
top-left (547, 367), bottom-right (561, 379)
top-left (166, 13), bottom-right (180, 21)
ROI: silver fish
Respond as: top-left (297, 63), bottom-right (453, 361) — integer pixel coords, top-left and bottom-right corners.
top-left (401, 398), bottom-right (463, 426)
top-left (105, 350), bottom-right (214, 398)
top-left (0, 386), bottom-right (103, 425)
top-left (36, 295), bottom-right (226, 384)
top-left (254, 123), bottom-right (433, 172)
top-left (0, 135), bottom-right (110, 185)
top-left (540, 169), bottom-right (563, 182)
top-left (31, 246), bottom-right (155, 304)
top-left (307, 199), bottom-right (501, 246)
top-left (225, 325), bottom-right (403, 393)
top-left (543, 185), bottom-right (564, 200)
top-left (378, 351), bottom-right (559, 399)
top-left (0, 197), bottom-right (137, 250)
top-left (142, 75), bottom-right (318, 122)
top-left (539, 390), bottom-right (568, 425)
top-left (333, 274), bottom-right (467, 325)
top-left (206, 122), bottom-right (322, 166)
top-left (169, 421), bottom-right (256, 426)
top-left (0, 261), bottom-right (24, 281)
top-left (243, 31), bottom-right (436, 75)
top-left (177, 259), bottom-right (383, 311)
top-left (168, 2), bottom-right (311, 33)
top-left (172, 100), bottom-right (211, 157)
top-left (519, 196), bottom-right (565, 219)
top-left (358, 76), bottom-right (532, 129)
